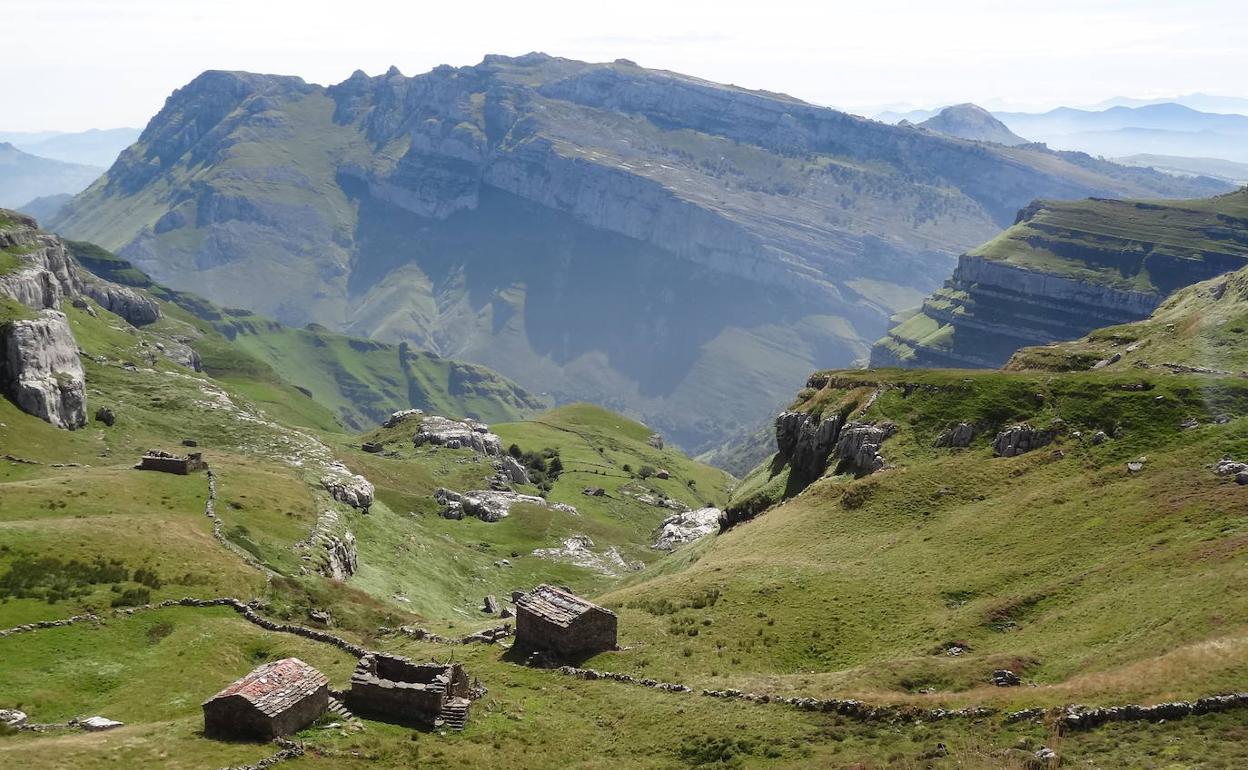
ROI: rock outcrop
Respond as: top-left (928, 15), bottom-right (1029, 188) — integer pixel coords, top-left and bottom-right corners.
top-left (935, 422), bottom-right (975, 448)
top-left (321, 462), bottom-right (375, 509)
top-left (774, 410), bottom-right (895, 484)
top-left (652, 507), bottom-right (722, 551)
top-left (0, 311), bottom-right (87, 429)
top-left (413, 416), bottom-right (502, 456)
top-left (832, 422), bottom-right (896, 474)
top-left (495, 455), bottom-right (529, 484)
top-left (992, 424), bottom-right (1056, 457)
top-left (435, 487), bottom-right (576, 522)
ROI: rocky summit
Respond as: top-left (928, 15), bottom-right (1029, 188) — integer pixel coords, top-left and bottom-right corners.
top-left (51, 55), bottom-right (1227, 451)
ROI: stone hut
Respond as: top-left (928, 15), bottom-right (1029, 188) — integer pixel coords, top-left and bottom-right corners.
top-left (346, 653), bottom-right (470, 727)
top-left (202, 657), bottom-right (329, 740)
top-left (136, 449), bottom-right (208, 474)
top-left (515, 585), bottom-right (618, 658)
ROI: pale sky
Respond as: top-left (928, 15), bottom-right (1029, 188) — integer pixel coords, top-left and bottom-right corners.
top-left (5, 0), bottom-right (1247, 132)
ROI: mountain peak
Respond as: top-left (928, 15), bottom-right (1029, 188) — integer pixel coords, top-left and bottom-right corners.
top-left (919, 103), bottom-right (1028, 146)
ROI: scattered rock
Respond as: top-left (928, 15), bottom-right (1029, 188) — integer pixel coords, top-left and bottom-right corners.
top-left (992, 669), bottom-right (1021, 687)
top-left (1034, 746), bottom-right (1058, 762)
top-left (1180, 417), bottom-right (1200, 430)
top-left (181, 438), bottom-right (198, 447)
top-left (652, 507), bottom-right (722, 551)
top-left (437, 488), bottom-right (574, 522)
top-left (309, 609), bottom-right (331, 626)
top-left (94, 406), bottom-right (115, 426)
top-left (533, 535), bottom-right (642, 575)
top-left (582, 486), bottom-right (606, 497)
top-left (361, 441), bottom-right (383, 453)
top-left (1212, 457), bottom-right (1248, 485)
top-left (1091, 430), bottom-right (1107, 445)
top-left (648, 433), bottom-right (664, 450)
top-left (500, 607), bottom-right (513, 619)
top-left (1127, 458), bottom-right (1146, 474)
top-left (483, 595), bottom-right (498, 614)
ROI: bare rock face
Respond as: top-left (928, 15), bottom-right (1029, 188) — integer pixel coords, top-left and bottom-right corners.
top-left (321, 462), bottom-right (375, 509)
top-left (383, 408), bottom-right (424, 428)
top-left (776, 410), bottom-right (844, 484)
top-left (80, 280), bottom-right (161, 326)
top-left (323, 531), bottom-right (359, 580)
top-left (935, 422), bottom-right (975, 448)
top-left (0, 310), bottom-right (87, 429)
top-left (992, 424), bottom-right (1055, 457)
top-left (652, 507), bottom-right (722, 551)
top-left (413, 415), bottom-right (502, 456)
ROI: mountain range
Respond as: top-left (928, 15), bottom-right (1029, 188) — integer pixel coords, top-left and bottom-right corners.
top-left (48, 54), bottom-right (1226, 452)
top-left (0, 142), bottom-right (102, 208)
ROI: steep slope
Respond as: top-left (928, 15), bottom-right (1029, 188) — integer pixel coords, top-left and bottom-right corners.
top-left (917, 103), bottom-right (1028, 146)
top-left (52, 55), bottom-right (1228, 451)
top-left (872, 189), bottom-right (1248, 368)
top-left (0, 143), bottom-right (101, 208)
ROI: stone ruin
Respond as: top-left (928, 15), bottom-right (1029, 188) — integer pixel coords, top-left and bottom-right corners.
top-left (514, 584), bottom-right (618, 659)
top-left (346, 653), bottom-right (472, 729)
top-left (135, 449), bottom-right (208, 475)
top-left (203, 657), bottom-right (329, 740)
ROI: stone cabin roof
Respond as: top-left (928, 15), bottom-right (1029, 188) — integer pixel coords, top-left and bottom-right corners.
top-left (516, 585), bottom-right (615, 628)
top-left (204, 657), bottom-right (328, 717)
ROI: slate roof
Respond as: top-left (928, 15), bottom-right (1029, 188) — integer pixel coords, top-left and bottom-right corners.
top-left (516, 585), bottom-right (613, 628)
top-left (205, 657), bottom-right (328, 717)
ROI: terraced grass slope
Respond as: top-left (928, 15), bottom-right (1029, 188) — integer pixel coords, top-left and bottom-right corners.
top-left (1008, 260), bottom-right (1248, 375)
top-left (872, 188), bottom-right (1248, 368)
top-left (50, 55), bottom-right (1228, 452)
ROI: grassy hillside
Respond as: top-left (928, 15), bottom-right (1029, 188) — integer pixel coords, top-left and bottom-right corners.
top-left (593, 367), bottom-right (1248, 723)
top-left (65, 239), bottom-right (543, 429)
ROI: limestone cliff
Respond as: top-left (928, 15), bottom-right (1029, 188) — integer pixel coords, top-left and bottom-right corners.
top-left (0, 310), bottom-right (86, 429)
top-left (871, 191), bottom-right (1248, 369)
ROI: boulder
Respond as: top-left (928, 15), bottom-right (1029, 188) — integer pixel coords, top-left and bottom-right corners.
top-left (483, 595), bottom-right (498, 614)
top-left (652, 507), bottom-right (722, 550)
top-left (323, 531), bottom-right (358, 580)
top-left (648, 433), bottom-right (664, 449)
top-left (991, 424), bottom-right (1055, 457)
top-left (0, 708), bottom-right (28, 728)
top-left (361, 441), bottom-right (383, 453)
top-left (991, 669), bottom-right (1021, 687)
top-left (582, 487), bottom-right (606, 497)
top-left (95, 406), bottom-right (116, 426)
top-left (0, 310), bottom-right (86, 429)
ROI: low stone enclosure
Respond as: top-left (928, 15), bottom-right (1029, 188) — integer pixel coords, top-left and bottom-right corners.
top-left (346, 653), bottom-right (471, 727)
top-left (515, 585), bottom-right (618, 659)
top-left (135, 449), bottom-right (208, 474)
top-left (203, 657), bottom-right (329, 740)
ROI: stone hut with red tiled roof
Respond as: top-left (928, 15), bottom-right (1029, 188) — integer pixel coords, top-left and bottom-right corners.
top-left (515, 585), bottom-right (617, 658)
top-left (202, 657), bottom-right (329, 740)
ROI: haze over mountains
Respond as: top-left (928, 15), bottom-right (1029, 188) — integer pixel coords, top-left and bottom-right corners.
top-left (49, 54), bottom-right (1227, 451)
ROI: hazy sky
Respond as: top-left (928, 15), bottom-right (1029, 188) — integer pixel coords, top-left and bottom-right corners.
top-left (6, 0), bottom-right (1247, 132)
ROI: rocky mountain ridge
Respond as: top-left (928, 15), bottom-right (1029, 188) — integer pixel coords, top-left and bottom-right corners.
top-left (51, 54), bottom-right (1229, 451)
